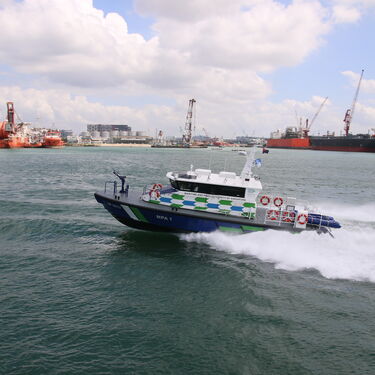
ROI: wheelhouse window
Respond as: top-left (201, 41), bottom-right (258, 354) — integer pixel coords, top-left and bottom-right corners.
top-left (171, 180), bottom-right (245, 198)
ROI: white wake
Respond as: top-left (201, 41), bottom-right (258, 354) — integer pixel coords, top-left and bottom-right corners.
top-left (181, 204), bottom-right (375, 282)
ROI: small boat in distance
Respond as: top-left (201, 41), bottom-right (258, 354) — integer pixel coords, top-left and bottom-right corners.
top-left (42, 130), bottom-right (65, 148)
top-left (95, 148), bottom-right (340, 235)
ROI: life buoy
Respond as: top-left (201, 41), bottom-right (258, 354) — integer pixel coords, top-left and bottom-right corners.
top-left (149, 183), bottom-right (162, 198)
top-left (273, 197), bottom-right (283, 207)
top-left (282, 211), bottom-right (295, 223)
top-left (267, 209), bottom-right (280, 221)
top-left (260, 195), bottom-right (270, 206)
top-left (297, 213), bottom-right (308, 225)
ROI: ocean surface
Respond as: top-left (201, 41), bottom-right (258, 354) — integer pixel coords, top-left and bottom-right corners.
top-left (1, 146), bottom-right (375, 375)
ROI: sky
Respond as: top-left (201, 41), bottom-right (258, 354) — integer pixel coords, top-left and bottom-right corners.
top-left (1, 0), bottom-right (375, 138)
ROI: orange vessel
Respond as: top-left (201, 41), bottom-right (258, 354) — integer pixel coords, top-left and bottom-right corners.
top-left (266, 137), bottom-right (310, 149)
top-left (41, 130), bottom-right (65, 148)
top-left (0, 102), bottom-right (32, 149)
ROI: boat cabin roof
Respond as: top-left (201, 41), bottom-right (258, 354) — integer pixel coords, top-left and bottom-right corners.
top-left (166, 168), bottom-right (262, 190)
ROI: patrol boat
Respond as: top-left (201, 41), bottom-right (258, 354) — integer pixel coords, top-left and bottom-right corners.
top-left (94, 150), bottom-right (341, 235)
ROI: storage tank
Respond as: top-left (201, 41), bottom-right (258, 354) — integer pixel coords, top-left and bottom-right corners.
top-left (119, 130), bottom-right (129, 137)
top-left (136, 131), bottom-right (146, 137)
top-left (128, 131), bottom-right (136, 137)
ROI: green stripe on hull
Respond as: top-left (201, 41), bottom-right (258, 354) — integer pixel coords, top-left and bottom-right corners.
top-left (195, 197), bottom-right (208, 203)
top-left (171, 194), bottom-right (184, 200)
top-left (219, 200), bottom-right (232, 205)
top-left (149, 200), bottom-right (160, 204)
top-left (194, 206), bottom-right (207, 210)
top-left (170, 203), bottom-right (183, 208)
top-left (130, 207), bottom-right (148, 223)
top-left (243, 202), bottom-right (256, 208)
top-left (241, 225), bottom-right (265, 232)
top-left (219, 226), bottom-right (243, 233)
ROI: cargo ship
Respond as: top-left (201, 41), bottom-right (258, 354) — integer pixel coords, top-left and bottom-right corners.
top-left (0, 102), bottom-right (64, 149)
top-left (310, 133), bottom-right (375, 152)
top-left (267, 70), bottom-right (375, 152)
top-left (266, 127), bottom-right (311, 149)
top-left (309, 70), bottom-right (375, 153)
top-left (266, 96), bottom-right (328, 150)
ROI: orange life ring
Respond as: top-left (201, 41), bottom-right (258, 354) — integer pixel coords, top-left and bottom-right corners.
top-left (273, 197), bottom-right (283, 207)
top-left (282, 211), bottom-right (295, 223)
top-left (260, 195), bottom-right (270, 206)
top-left (149, 183), bottom-right (162, 198)
top-left (297, 213), bottom-right (308, 225)
top-left (267, 209), bottom-right (280, 221)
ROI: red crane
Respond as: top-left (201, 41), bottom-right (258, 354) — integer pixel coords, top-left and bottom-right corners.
top-left (343, 69), bottom-right (364, 136)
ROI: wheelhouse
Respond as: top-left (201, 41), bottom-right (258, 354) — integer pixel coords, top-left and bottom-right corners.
top-left (166, 168), bottom-right (262, 201)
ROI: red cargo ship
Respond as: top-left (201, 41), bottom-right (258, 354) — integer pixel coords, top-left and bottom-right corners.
top-left (266, 128), bottom-right (311, 149)
top-left (266, 97), bottom-right (328, 150)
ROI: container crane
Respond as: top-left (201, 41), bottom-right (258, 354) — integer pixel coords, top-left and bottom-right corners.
top-left (302, 96), bottom-right (328, 138)
top-left (343, 69), bottom-right (364, 136)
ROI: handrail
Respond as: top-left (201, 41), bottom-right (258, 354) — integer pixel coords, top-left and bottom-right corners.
top-left (104, 181), bottom-right (117, 194)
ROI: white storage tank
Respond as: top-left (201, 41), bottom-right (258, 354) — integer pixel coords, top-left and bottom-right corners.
top-left (128, 131), bottom-right (136, 137)
top-left (92, 131), bottom-right (101, 139)
top-left (136, 131), bottom-right (146, 136)
top-left (120, 130), bottom-right (129, 137)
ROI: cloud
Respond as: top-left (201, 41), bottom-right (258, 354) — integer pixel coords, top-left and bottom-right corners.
top-left (0, 0), bottom-right (159, 87)
top-left (0, 85), bottom-right (350, 138)
top-left (0, 0), bottom-right (373, 138)
top-left (332, 5), bottom-right (361, 23)
top-left (140, 0), bottom-right (332, 72)
top-left (0, 0), bottom-right (336, 89)
top-left (341, 70), bottom-right (375, 94)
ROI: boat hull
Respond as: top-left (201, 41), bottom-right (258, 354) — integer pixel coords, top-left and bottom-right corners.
top-left (266, 138), bottom-right (310, 149)
top-left (94, 190), bottom-right (335, 234)
top-left (310, 135), bottom-right (375, 153)
top-left (95, 191), bottom-right (274, 234)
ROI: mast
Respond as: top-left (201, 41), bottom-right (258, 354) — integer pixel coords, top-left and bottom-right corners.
top-left (344, 69), bottom-right (364, 136)
top-left (182, 99), bottom-right (196, 146)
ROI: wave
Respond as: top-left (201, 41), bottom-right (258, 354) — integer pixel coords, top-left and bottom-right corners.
top-left (181, 222), bottom-right (375, 283)
top-left (310, 201), bottom-right (375, 224)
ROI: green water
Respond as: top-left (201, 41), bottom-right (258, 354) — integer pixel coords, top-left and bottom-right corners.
top-left (1, 147), bottom-right (375, 374)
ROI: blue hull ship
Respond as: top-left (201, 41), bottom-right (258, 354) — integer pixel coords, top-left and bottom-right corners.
top-left (95, 150), bottom-right (341, 235)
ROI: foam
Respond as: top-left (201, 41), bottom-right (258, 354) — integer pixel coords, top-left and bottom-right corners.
top-left (181, 203), bottom-right (375, 282)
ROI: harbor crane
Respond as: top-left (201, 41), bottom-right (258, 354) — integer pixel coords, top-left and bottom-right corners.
top-left (302, 96), bottom-right (328, 138)
top-left (343, 69), bottom-right (364, 136)
top-left (182, 99), bottom-right (196, 146)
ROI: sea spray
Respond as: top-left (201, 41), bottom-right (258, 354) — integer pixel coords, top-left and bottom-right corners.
top-left (181, 225), bottom-right (375, 282)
